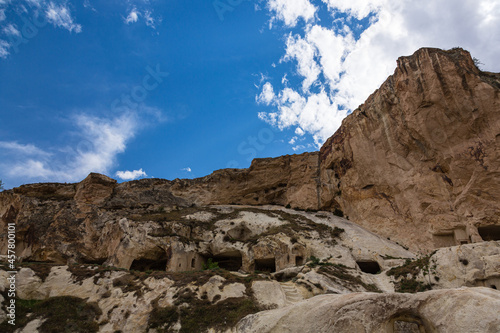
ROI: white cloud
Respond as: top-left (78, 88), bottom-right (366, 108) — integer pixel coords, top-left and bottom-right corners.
top-left (2, 24), bottom-right (20, 36)
top-left (115, 168), bottom-right (147, 181)
top-left (83, 0), bottom-right (96, 12)
top-left (267, 0), bottom-right (317, 27)
top-left (46, 2), bottom-right (82, 33)
top-left (282, 33), bottom-right (321, 91)
top-left (1, 113), bottom-right (137, 182)
top-left (125, 8), bottom-right (139, 24)
top-left (259, 87), bottom-right (347, 146)
top-left (259, 0), bottom-right (500, 147)
top-left (25, 0), bottom-right (43, 8)
top-left (295, 127), bottom-right (305, 136)
top-left (0, 141), bottom-right (51, 156)
top-left (181, 167), bottom-right (192, 172)
top-left (0, 9), bottom-right (6, 22)
top-left (0, 39), bottom-right (9, 58)
top-left (322, 0), bottom-right (385, 20)
top-left (124, 8), bottom-right (160, 29)
top-left (144, 10), bottom-right (155, 28)
top-left (256, 82), bottom-right (275, 105)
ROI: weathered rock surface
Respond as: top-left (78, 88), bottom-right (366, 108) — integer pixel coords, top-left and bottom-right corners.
top-left (423, 241), bottom-right (500, 290)
top-left (0, 198), bottom-right (415, 277)
top-left (236, 288), bottom-right (500, 333)
top-left (320, 48), bottom-right (500, 252)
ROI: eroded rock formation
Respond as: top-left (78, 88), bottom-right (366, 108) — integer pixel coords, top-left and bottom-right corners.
top-left (320, 47), bottom-right (500, 252)
top-left (236, 288), bottom-right (500, 333)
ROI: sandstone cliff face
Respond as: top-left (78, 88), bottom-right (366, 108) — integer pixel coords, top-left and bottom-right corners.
top-left (320, 48), bottom-right (500, 252)
top-left (169, 152), bottom-right (320, 210)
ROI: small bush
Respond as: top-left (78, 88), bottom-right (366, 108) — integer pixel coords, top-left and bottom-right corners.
top-left (148, 305), bottom-right (179, 332)
top-left (202, 258), bottom-right (219, 270)
top-left (179, 297), bottom-right (260, 333)
top-left (333, 208), bottom-right (344, 217)
top-left (0, 296), bottom-right (101, 333)
top-left (395, 278), bottom-right (431, 293)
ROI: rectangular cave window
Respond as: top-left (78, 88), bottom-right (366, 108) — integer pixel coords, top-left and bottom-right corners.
top-left (130, 258), bottom-right (167, 272)
top-left (478, 226), bottom-right (500, 241)
top-left (295, 256), bottom-right (304, 266)
top-left (191, 258), bottom-right (196, 268)
top-left (356, 261), bottom-right (381, 274)
top-left (255, 258), bottom-right (276, 273)
top-left (433, 234), bottom-right (456, 248)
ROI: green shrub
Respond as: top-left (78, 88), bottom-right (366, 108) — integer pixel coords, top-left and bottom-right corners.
top-left (333, 208), bottom-right (344, 217)
top-left (202, 258), bottom-right (219, 270)
top-left (148, 305), bottom-right (179, 332)
top-left (0, 296), bottom-right (101, 333)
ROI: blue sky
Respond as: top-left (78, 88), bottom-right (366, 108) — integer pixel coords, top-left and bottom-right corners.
top-left (0, 0), bottom-right (499, 189)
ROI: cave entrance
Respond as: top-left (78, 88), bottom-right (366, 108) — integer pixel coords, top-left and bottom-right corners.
top-left (255, 258), bottom-right (276, 273)
top-left (295, 256), bottom-right (304, 266)
top-left (211, 251), bottom-right (242, 271)
top-left (357, 261), bottom-right (381, 274)
top-left (478, 225), bottom-right (500, 241)
top-left (130, 258), bottom-right (167, 272)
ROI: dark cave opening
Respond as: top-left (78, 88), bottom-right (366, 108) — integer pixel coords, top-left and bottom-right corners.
top-left (130, 258), bottom-right (167, 272)
top-left (210, 251), bottom-right (243, 271)
top-left (255, 258), bottom-right (276, 273)
top-left (357, 261), bottom-right (381, 274)
top-left (478, 225), bottom-right (500, 241)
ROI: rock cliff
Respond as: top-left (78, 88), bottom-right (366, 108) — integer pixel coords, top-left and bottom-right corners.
top-left (320, 47), bottom-right (500, 252)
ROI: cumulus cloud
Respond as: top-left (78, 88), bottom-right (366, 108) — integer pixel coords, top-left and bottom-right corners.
top-left (0, 113), bottom-right (137, 183)
top-left (256, 82), bottom-right (276, 105)
top-left (267, 0), bottom-right (317, 27)
top-left (115, 168), bottom-right (147, 181)
top-left (259, 0), bottom-right (500, 147)
top-left (282, 33), bottom-right (321, 91)
top-left (125, 7), bottom-right (139, 24)
top-left (46, 2), bottom-right (82, 33)
top-left (181, 167), bottom-right (192, 172)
